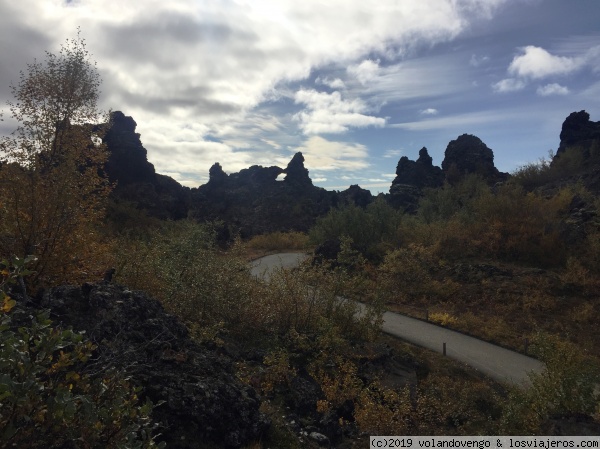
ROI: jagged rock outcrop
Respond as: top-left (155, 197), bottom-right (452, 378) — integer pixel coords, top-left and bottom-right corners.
top-left (557, 110), bottom-right (600, 158)
top-left (208, 162), bottom-right (229, 185)
top-left (103, 111), bottom-right (190, 220)
top-left (28, 282), bottom-right (267, 448)
top-left (388, 148), bottom-right (444, 211)
top-left (441, 134), bottom-right (508, 184)
top-left (190, 152), bottom-right (337, 236)
top-left (393, 148), bottom-right (444, 189)
top-left (283, 152), bottom-right (312, 188)
top-left (338, 184), bottom-right (373, 208)
top-left (104, 111), bottom-right (156, 185)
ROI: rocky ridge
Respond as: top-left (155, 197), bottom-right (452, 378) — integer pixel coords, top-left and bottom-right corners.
top-left (102, 110), bottom-right (599, 231)
top-left (190, 152), bottom-right (340, 237)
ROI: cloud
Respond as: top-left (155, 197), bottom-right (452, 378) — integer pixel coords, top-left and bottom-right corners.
top-left (293, 136), bottom-right (369, 171)
top-left (508, 46), bottom-right (584, 79)
top-left (348, 54), bottom-right (474, 104)
top-left (391, 109), bottom-right (531, 131)
top-left (293, 89), bottom-right (385, 134)
top-left (0, 0), bottom-right (509, 188)
top-left (348, 59), bottom-right (380, 85)
top-left (469, 54), bottom-right (489, 67)
top-left (316, 77), bottom-right (346, 89)
top-left (383, 149), bottom-right (402, 158)
top-left (492, 78), bottom-right (526, 93)
top-left (536, 83), bottom-right (569, 96)
top-left (420, 108), bottom-right (439, 115)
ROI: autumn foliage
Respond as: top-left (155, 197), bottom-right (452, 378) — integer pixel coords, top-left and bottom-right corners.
top-left (0, 32), bottom-right (111, 286)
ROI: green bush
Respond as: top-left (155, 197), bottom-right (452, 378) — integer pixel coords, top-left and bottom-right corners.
top-left (501, 334), bottom-right (600, 434)
top-left (309, 198), bottom-right (403, 261)
top-left (114, 220), bottom-right (256, 340)
top-left (417, 175), bottom-right (490, 224)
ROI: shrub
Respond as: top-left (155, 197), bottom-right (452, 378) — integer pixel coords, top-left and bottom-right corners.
top-left (115, 220), bottom-right (382, 343)
top-left (377, 244), bottom-right (459, 305)
top-left (245, 231), bottom-right (310, 253)
top-left (0, 259), bottom-right (162, 448)
top-left (417, 175), bottom-right (490, 224)
top-left (309, 198), bottom-right (403, 261)
top-left (501, 334), bottom-right (600, 434)
top-left (114, 220), bottom-right (257, 340)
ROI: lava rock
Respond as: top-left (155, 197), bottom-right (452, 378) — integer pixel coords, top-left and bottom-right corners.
top-left (32, 282), bottom-right (267, 448)
top-left (442, 134), bottom-right (508, 184)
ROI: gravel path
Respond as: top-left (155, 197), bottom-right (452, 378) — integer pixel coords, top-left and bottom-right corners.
top-left (250, 252), bottom-right (544, 386)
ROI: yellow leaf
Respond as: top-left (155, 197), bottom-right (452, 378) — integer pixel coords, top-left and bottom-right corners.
top-left (1, 297), bottom-right (16, 313)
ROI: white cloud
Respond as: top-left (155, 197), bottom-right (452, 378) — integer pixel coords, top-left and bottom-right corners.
top-left (391, 109), bottom-right (532, 131)
top-left (508, 46), bottom-right (583, 79)
top-left (293, 89), bottom-right (385, 134)
top-left (536, 83), bottom-right (569, 96)
top-left (350, 55), bottom-right (474, 104)
top-left (348, 59), bottom-right (380, 85)
top-left (492, 78), bottom-right (527, 93)
top-left (293, 136), bottom-right (369, 171)
top-left (383, 149), bottom-right (403, 158)
top-left (420, 108), bottom-right (439, 115)
top-left (316, 77), bottom-right (346, 89)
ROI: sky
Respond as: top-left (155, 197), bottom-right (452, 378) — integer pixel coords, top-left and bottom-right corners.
top-left (0, 0), bottom-right (599, 194)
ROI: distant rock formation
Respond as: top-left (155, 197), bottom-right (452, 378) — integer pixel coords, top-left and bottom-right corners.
top-left (388, 148), bottom-right (444, 212)
top-left (441, 134), bottom-right (508, 184)
top-left (284, 152), bottom-right (313, 188)
top-left (394, 147), bottom-right (444, 189)
top-left (338, 184), bottom-right (373, 209)
top-left (556, 110), bottom-right (600, 159)
top-left (103, 111), bottom-right (190, 220)
top-left (190, 152), bottom-right (339, 237)
top-left (387, 137), bottom-right (508, 211)
top-left (208, 162), bottom-right (228, 185)
top-left (104, 111), bottom-right (156, 185)
top-left (543, 110), bottom-right (600, 197)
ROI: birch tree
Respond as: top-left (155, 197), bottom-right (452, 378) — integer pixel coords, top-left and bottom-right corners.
top-left (0, 31), bottom-right (111, 285)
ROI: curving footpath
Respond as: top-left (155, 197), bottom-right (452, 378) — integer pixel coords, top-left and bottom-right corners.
top-left (250, 252), bottom-right (544, 387)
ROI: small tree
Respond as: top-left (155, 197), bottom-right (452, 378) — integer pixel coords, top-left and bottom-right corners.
top-left (0, 30), bottom-right (111, 286)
